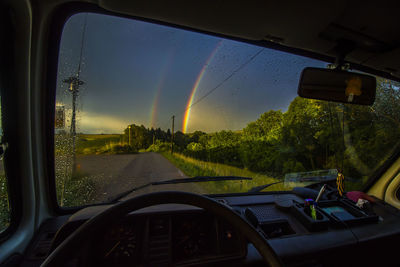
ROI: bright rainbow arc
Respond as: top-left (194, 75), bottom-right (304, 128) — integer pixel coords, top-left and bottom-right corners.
top-left (182, 41), bottom-right (223, 133)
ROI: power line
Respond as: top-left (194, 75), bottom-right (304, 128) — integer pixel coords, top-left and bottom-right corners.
top-left (157, 47), bottom-right (265, 131)
top-left (76, 13), bottom-right (88, 79)
top-left (179, 48), bottom-right (264, 118)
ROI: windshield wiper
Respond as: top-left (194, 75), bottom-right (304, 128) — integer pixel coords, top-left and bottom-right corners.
top-left (248, 181), bottom-right (284, 193)
top-left (109, 176), bottom-right (252, 203)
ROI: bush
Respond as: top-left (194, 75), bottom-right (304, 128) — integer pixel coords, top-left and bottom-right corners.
top-left (110, 144), bottom-right (136, 154)
top-left (147, 141), bottom-right (170, 152)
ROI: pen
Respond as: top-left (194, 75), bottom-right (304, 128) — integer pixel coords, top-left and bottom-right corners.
top-left (315, 184), bottom-right (327, 203)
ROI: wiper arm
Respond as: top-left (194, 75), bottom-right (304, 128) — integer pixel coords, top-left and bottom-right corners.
top-left (109, 176), bottom-right (252, 203)
top-left (248, 181), bottom-right (284, 193)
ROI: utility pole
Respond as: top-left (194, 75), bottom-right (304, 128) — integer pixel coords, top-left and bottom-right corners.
top-left (128, 125), bottom-right (132, 147)
top-left (62, 13), bottom-right (87, 176)
top-left (171, 115), bottom-right (175, 154)
top-left (63, 77), bottom-right (84, 173)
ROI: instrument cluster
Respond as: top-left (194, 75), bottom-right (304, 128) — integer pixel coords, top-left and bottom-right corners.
top-left (92, 211), bottom-right (245, 266)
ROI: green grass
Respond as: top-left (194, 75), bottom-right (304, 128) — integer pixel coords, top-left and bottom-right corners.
top-left (55, 133), bottom-right (135, 156)
top-left (55, 137), bottom-right (98, 207)
top-left (0, 175), bottom-right (10, 232)
top-left (161, 152), bottom-right (290, 194)
top-left (76, 134), bottom-right (122, 155)
top-left (55, 170), bottom-right (97, 207)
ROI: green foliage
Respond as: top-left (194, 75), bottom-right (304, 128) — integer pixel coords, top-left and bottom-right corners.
top-left (243, 110), bottom-right (283, 141)
top-left (187, 142), bottom-right (204, 151)
top-left (124, 125), bottom-right (171, 151)
top-left (146, 140), bottom-right (170, 152)
top-left (238, 140), bottom-right (284, 175)
top-left (0, 175), bottom-right (10, 232)
top-left (163, 79), bottom-right (400, 190)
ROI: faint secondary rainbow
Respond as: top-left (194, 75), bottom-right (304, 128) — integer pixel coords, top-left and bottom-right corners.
top-left (182, 41), bottom-right (223, 133)
top-left (149, 49), bottom-right (175, 128)
top-left (149, 79), bottom-right (165, 128)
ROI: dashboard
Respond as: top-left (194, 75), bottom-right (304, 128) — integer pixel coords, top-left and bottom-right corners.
top-left (91, 210), bottom-right (245, 266)
top-left (21, 188), bottom-right (400, 267)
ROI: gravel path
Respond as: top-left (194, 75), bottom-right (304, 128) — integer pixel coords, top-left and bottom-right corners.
top-left (76, 152), bottom-right (204, 202)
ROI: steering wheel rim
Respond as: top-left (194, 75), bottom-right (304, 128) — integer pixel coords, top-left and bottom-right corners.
top-left (41, 191), bottom-right (283, 267)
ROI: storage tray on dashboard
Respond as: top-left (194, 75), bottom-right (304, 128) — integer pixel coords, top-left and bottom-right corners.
top-left (291, 203), bottom-right (330, 232)
top-left (291, 199), bottom-right (379, 231)
top-left (317, 199), bottom-right (379, 227)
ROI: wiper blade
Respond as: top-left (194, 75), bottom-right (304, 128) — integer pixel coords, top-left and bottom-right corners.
top-left (153, 176), bottom-right (252, 185)
top-left (109, 176), bottom-right (252, 203)
top-left (248, 181), bottom-right (284, 193)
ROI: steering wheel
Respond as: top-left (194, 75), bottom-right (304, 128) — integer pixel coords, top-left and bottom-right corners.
top-left (41, 191), bottom-right (283, 267)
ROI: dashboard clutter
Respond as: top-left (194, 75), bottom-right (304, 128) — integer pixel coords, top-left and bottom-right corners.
top-left (292, 201), bottom-right (330, 231)
top-left (244, 207), bottom-right (296, 239)
top-left (317, 199), bottom-right (379, 227)
top-left (346, 191), bottom-right (375, 203)
top-left (274, 196), bottom-right (294, 211)
top-left (292, 187), bottom-right (328, 201)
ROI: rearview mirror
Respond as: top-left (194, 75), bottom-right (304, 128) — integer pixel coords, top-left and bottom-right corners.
top-left (298, 67), bottom-right (376, 105)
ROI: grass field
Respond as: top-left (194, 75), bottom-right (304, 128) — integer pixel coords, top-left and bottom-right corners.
top-left (161, 152), bottom-right (290, 194)
top-left (76, 134), bottom-right (122, 154)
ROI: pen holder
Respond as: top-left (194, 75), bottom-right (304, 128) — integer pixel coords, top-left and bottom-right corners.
top-left (291, 202), bottom-right (330, 231)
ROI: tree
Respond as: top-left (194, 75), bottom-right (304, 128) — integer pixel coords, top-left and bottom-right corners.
top-left (243, 110), bottom-right (283, 141)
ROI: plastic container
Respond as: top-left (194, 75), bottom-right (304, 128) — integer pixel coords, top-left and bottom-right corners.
top-left (317, 199), bottom-right (379, 227)
top-left (291, 203), bottom-right (330, 231)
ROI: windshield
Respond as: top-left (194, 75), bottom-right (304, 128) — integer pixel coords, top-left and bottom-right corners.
top-left (54, 13), bottom-right (400, 207)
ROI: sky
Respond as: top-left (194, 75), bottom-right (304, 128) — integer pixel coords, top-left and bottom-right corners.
top-left (56, 13), bottom-right (326, 134)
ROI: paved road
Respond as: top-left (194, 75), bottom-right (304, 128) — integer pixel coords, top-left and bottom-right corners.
top-left (76, 152), bottom-right (204, 202)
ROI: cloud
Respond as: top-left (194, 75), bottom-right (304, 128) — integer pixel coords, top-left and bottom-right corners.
top-left (77, 111), bottom-right (130, 134)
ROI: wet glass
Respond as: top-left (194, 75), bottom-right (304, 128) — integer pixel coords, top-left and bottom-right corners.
top-left (55, 12), bottom-right (400, 207)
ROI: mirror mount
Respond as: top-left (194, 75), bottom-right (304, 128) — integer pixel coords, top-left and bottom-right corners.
top-left (326, 40), bottom-right (356, 71)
